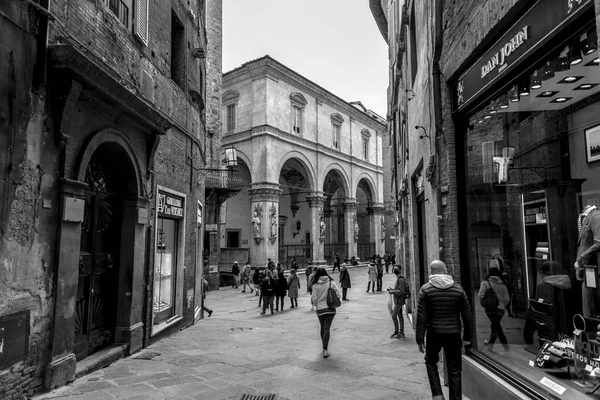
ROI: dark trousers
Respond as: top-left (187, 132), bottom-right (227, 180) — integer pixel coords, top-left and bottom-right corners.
top-left (332, 263), bottom-right (340, 273)
top-left (342, 287), bottom-right (348, 300)
top-left (275, 295), bottom-right (285, 310)
top-left (317, 313), bottom-right (336, 350)
top-left (262, 295), bottom-right (273, 313)
top-left (424, 333), bottom-right (463, 400)
top-left (376, 274), bottom-right (383, 291)
top-left (486, 309), bottom-right (508, 347)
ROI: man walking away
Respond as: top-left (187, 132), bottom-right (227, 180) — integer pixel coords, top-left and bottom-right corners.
top-left (339, 263), bottom-right (351, 301)
top-left (416, 260), bottom-right (472, 400)
top-left (231, 261), bottom-right (240, 289)
top-left (241, 261), bottom-right (253, 293)
top-left (376, 256), bottom-right (384, 291)
top-left (384, 251), bottom-right (391, 273)
top-left (202, 277), bottom-right (213, 317)
top-left (387, 264), bottom-right (409, 338)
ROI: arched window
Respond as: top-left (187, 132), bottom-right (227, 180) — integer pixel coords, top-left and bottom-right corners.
top-left (290, 93), bottom-right (308, 135)
top-left (331, 113), bottom-right (344, 149)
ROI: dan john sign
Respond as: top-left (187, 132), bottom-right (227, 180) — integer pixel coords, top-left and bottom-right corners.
top-left (453, 0), bottom-right (593, 113)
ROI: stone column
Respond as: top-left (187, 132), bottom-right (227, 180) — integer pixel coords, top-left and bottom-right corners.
top-left (45, 179), bottom-right (88, 390)
top-left (307, 195), bottom-right (326, 265)
top-left (248, 184), bottom-right (282, 267)
top-left (115, 196), bottom-right (148, 355)
top-left (368, 203), bottom-right (386, 256)
top-left (343, 199), bottom-right (359, 260)
top-left (324, 207), bottom-right (333, 250)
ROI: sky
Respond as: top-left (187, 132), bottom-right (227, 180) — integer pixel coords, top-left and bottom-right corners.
top-left (222, 0), bottom-right (389, 118)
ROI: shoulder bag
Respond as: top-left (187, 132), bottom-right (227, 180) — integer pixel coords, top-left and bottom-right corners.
top-left (326, 279), bottom-right (342, 308)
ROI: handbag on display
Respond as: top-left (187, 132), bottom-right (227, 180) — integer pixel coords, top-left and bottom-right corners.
top-left (326, 279), bottom-right (341, 308)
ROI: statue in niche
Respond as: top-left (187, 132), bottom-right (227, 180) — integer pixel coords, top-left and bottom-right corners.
top-left (380, 216), bottom-right (386, 241)
top-left (353, 214), bottom-right (359, 242)
top-left (252, 204), bottom-right (263, 238)
top-left (269, 203), bottom-right (277, 239)
top-left (319, 212), bottom-right (326, 240)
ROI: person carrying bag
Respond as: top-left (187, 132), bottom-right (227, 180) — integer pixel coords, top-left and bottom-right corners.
top-left (310, 267), bottom-right (343, 358)
top-left (387, 264), bottom-right (410, 338)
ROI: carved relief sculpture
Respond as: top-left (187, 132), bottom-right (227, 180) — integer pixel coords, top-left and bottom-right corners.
top-left (380, 216), bottom-right (386, 241)
top-left (269, 202), bottom-right (277, 244)
top-left (252, 203), bottom-right (263, 242)
top-left (353, 214), bottom-right (359, 242)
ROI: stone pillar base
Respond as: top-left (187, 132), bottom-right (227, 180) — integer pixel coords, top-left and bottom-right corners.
top-left (45, 353), bottom-right (76, 390)
top-left (115, 322), bottom-right (144, 355)
top-left (311, 259), bottom-right (328, 266)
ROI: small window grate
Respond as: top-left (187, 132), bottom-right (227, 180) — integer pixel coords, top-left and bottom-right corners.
top-left (240, 395), bottom-right (276, 400)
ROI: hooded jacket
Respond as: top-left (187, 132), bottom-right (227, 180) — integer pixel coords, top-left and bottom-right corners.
top-left (478, 276), bottom-right (510, 310)
top-left (311, 276), bottom-right (342, 311)
top-left (415, 274), bottom-right (473, 345)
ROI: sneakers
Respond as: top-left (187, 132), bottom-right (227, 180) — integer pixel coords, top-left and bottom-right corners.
top-left (260, 311), bottom-right (265, 315)
top-left (322, 350), bottom-right (330, 358)
top-left (390, 333), bottom-right (400, 339)
top-left (342, 298), bottom-right (349, 301)
top-left (398, 333), bottom-right (406, 339)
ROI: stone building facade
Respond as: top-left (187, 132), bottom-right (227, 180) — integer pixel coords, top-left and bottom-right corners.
top-left (219, 56), bottom-right (387, 270)
top-left (373, 0), bottom-right (600, 399)
top-left (0, 0), bottom-right (221, 397)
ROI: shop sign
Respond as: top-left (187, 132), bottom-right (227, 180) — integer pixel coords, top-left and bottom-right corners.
top-left (453, 0), bottom-right (592, 112)
top-left (524, 202), bottom-right (547, 225)
top-left (157, 190), bottom-right (184, 219)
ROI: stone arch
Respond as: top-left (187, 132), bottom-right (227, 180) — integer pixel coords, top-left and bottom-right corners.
top-left (321, 164), bottom-right (350, 198)
top-left (223, 90), bottom-right (240, 104)
top-left (355, 173), bottom-right (377, 204)
top-left (330, 113), bottom-right (345, 124)
top-left (289, 92), bottom-right (308, 108)
top-left (76, 128), bottom-right (143, 197)
top-left (233, 148), bottom-right (253, 180)
top-left (277, 151), bottom-right (316, 191)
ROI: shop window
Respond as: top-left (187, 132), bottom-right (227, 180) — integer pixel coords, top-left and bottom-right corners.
top-left (461, 20), bottom-right (600, 396)
top-left (290, 92), bottom-right (307, 135)
top-left (152, 188), bottom-right (185, 335)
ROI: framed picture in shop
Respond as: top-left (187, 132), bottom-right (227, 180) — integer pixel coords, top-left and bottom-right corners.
top-left (585, 124), bottom-right (600, 163)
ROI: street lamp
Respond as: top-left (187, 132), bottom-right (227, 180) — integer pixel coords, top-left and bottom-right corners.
top-left (223, 147), bottom-right (238, 169)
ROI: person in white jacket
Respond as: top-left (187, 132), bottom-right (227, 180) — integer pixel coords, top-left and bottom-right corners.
top-left (310, 267), bottom-right (342, 358)
top-left (478, 266), bottom-right (511, 355)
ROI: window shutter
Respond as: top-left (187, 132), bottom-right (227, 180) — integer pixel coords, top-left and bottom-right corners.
top-left (134, 0), bottom-right (149, 46)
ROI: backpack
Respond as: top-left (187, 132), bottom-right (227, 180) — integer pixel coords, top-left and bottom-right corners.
top-left (395, 276), bottom-right (410, 301)
top-left (243, 265), bottom-right (251, 278)
top-left (480, 280), bottom-right (499, 310)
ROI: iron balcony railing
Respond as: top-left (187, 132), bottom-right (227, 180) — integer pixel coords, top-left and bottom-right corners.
top-left (103, 0), bottom-right (129, 28)
top-left (204, 170), bottom-right (244, 191)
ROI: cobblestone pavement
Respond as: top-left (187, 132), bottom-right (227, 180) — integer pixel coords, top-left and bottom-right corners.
top-left (35, 266), bottom-right (460, 400)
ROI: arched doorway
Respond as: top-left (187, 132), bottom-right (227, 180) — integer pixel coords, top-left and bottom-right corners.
top-left (323, 169), bottom-right (347, 262)
top-left (356, 178), bottom-right (375, 261)
top-left (74, 142), bottom-right (138, 361)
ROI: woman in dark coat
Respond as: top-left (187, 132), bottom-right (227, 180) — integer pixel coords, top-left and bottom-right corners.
top-left (339, 263), bottom-right (351, 301)
top-left (275, 271), bottom-right (288, 311)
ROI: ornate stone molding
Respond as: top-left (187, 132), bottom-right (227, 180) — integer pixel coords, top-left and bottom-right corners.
top-left (342, 200), bottom-right (359, 212)
top-left (367, 205), bottom-right (385, 215)
top-left (307, 195), bottom-right (325, 208)
top-left (248, 187), bottom-right (282, 202)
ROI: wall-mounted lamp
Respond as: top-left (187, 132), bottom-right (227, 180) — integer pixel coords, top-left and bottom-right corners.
top-left (415, 125), bottom-right (429, 139)
top-left (293, 220), bottom-right (302, 238)
top-left (197, 146), bottom-right (238, 172)
top-left (406, 90), bottom-right (415, 101)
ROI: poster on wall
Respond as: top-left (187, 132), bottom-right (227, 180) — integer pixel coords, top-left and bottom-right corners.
top-left (585, 124), bottom-right (600, 164)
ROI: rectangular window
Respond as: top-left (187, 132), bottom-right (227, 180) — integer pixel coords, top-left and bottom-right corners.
top-left (292, 106), bottom-right (302, 134)
top-left (363, 139), bottom-right (369, 161)
top-left (171, 12), bottom-right (185, 89)
top-left (226, 104), bottom-right (236, 133)
top-left (333, 124), bottom-right (340, 149)
top-left (409, 4), bottom-right (418, 87)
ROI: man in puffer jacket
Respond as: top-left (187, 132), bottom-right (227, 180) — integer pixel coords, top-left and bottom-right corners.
top-left (416, 260), bottom-right (472, 400)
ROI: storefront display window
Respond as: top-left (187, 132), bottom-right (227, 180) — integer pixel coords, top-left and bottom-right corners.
top-left (152, 188), bottom-right (185, 335)
top-left (462, 18), bottom-right (600, 397)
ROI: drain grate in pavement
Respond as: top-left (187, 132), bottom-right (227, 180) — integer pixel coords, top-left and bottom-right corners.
top-left (134, 351), bottom-right (160, 360)
top-left (240, 395), bottom-right (276, 400)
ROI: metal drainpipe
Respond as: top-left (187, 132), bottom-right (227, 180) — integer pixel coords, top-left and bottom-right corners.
top-left (433, 0), bottom-right (445, 263)
top-left (33, 0), bottom-right (49, 93)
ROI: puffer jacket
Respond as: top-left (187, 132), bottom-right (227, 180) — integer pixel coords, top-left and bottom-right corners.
top-left (415, 274), bottom-right (473, 345)
top-left (311, 276), bottom-right (342, 311)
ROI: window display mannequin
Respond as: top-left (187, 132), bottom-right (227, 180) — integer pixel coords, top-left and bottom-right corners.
top-left (574, 205), bottom-right (600, 318)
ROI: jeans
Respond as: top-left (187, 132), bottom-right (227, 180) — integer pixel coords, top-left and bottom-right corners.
top-left (376, 274), bottom-right (383, 291)
top-left (391, 304), bottom-right (404, 334)
top-left (317, 313), bottom-right (336, 350)
top-left (275, 295), bottom-right (285, 310)
top-left (424, 333), bottom-right (463, 400)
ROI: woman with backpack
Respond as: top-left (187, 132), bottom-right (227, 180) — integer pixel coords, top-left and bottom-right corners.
top-left (310, 267), bottom-right (342, 358)
top-left (478, 265), bottom-right (511, 355)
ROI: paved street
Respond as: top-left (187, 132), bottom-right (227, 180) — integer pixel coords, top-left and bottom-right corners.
top-left (35, 267), bottom-right (457, 400)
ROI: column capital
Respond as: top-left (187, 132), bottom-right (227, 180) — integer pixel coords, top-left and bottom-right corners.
top-left (342, 199), bottom-right (359, 212)
top-left (307, 195), bottom-right (326, 208)
top-left (248, 185), bottom-right (282, 202)
top-left (367, 203), bottom-right (386, 215)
